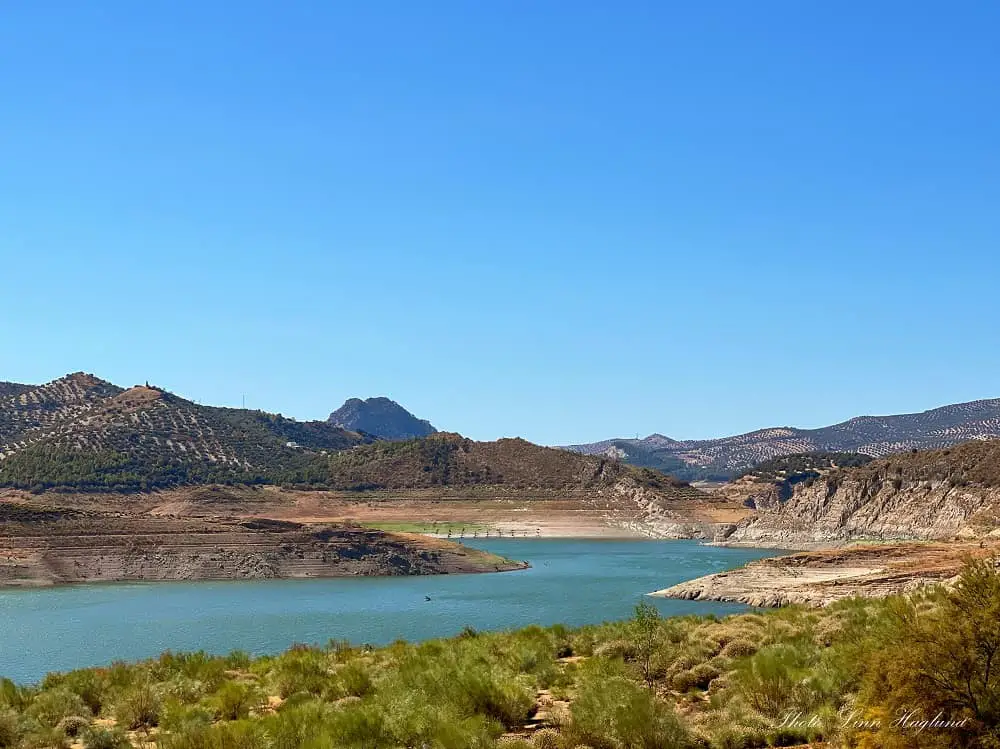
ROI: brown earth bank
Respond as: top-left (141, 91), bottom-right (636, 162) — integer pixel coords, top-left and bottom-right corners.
top-left (1, 483), bottom-right (751, 539)
top-left (0, 502), bottom-right (527, 587)
top-left (650, 541), bottom-right (1000, 607)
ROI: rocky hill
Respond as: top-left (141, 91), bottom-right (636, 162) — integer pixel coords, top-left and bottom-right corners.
top-left (316, 432), bottom-right (687, 491)
top-left (566, 398), bottom-right (1000, 479)
top-left (0, 373), bottom-right (370, 491)
top-left (718, 439), bottom-right (1000, 546)
top-left (328, 396), bottom-right (437, 440)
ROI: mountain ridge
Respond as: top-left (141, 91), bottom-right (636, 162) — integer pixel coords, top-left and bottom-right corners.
top-left (565, 398), bottom-right (1000, 480)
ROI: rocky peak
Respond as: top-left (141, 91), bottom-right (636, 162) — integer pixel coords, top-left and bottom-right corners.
top-left (327, 397), bottom-right (437, 441)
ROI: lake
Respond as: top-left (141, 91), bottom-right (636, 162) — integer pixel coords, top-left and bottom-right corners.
top-left (0, 538), bottom-right (783, 684)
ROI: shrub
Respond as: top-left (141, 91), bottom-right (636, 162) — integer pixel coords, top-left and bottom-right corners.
top-left (570, 631), bottom-right (596, 658)
top-left (673, 663), bottom-right (720, 692)
top-left (734, 644), bottom-right (808, 718)
top-left (262, 698), bottom-right (339, 747)
top-left (65, 671), bottom-right (108, 716)
top-left (334, 662), bottom-right (374, 699)
top-left (720, 638), bottom-right (757, 659)
top-left (0, 679), bottom-right (31, 712)
top-left (153, 652), bottom-right (227, 691)
top-left (225, 651), bottom-right (252, 671)
top-left (276, 692), bottom-right (316, 712)
top-left (211, 681), bottom-right (264, 721)
top-left (593, 639), bottom-right (637, 661)
top-left (858, 559), bottom-right (1000, 747)
top-left (459, 669), bottom-right (534, 729)
top-left (161, 676), bottom-right (208, 704)
top-left (56, 715), bottom-right (91, 738)
top-left (24, 688), bottom-right (90, 726)
top-left (532, 727), bottom-right (561, 749)
top-left (158, 699), bottom-right (213, 733)
top-left (0, 709), bottom-right (20, 749)
top-left (270, 650), bottom-right (331, 698)
top-left (81, 727), bottom-right (131, 749)
top-left (498, 738), bottom-right (533, 749)
top-left (113, 681), bottom-right (161, 729)
top-left (566, 675), bottom-right (692, 749)
top-left (157, 725), bottom-right (211, 749)
top-left (20, 724), bottom-right (70, 749)
top-left (212, 719), bottom-right (269, 749)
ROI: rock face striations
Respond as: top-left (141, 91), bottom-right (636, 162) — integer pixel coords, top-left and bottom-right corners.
top-left (651, 542), bottom-right (1000, 607)
top-left (328, 397), bottom-right (438, 440)
top-left (0, 504), bottom-right (526, 587)
top-left (718, 440), bottom-right (1000, 546)
top-left (566, 399), bottom-right (1000, 480)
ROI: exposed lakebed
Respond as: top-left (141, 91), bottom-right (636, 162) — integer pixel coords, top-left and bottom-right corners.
top-left (0, 539), bottom-right (783, 684)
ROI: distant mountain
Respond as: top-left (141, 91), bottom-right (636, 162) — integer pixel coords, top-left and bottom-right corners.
top-left (0, 373), bottom-right (370, 491)
top-left (565, 399), bottom-right (1000, 480)
top-left (328, 397), bottom-right (437, 440)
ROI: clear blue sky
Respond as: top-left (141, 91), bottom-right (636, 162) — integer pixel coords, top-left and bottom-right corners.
top-left (2, 1), bottom-right (998, 445)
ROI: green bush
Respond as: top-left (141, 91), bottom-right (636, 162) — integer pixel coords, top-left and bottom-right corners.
top-left (24, 688), bottom-right (90, 726)
top-left (857, 560), bottom-right (1000, 748)
top-left (719, 638), bottom-right (757, 659)
top-left (81, 727), bottom-right (131, 749)
top-left (0, 680), bottom-right (31, 712)
top-left (672, 662), bottom-right (719, 692)
top-left (733, 644), bottom-right (809, 718)
top-left (19, 723), bottom-right (70, 749)
top-left (333, 662), bottom-right (374, 699)
top-left (593, 639), bottom-right (637, 661)
top-left (59, 670), bottom-right (108, 715)
top-left (0, 709), bottom-right (20, 749)
top-left (211, 719), bottom-right (269, 749)
top-left (566, 674), bottom-right (692, 749)
top-left (270, 650), bottom-right (331, 698)
top-left (159, 698), bottom-right (213, 733)
top-left (211, 681), bottom-right (265, 721)
top-left (113, 681), bottom-right (161, 729)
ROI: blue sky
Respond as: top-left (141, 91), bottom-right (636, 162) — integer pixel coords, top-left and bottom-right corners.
top-left (1, 1), bottom-right (998, 445)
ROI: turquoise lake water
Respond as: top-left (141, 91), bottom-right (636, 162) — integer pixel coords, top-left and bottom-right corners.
top-left (0, 539), bottom-right (783, 684)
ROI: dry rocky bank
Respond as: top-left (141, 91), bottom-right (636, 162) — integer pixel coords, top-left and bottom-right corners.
top-left (0, 504), bottom-right (525, 587)
top-left (652, 542), bottom-right (1000, 607)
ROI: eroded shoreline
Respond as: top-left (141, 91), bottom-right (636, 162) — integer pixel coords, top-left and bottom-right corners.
top-left (0, 505), bottom-right (527, 587)
top-left (650, 541), bottom-right (1000, 607)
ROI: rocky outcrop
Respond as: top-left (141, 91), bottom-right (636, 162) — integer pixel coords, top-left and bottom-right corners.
top-left (722, 441), bottom-right (1000, 546)
top-left (328, 397), bottom-right (437, 440)
top-left (651, 543), bottom-right (999, 607)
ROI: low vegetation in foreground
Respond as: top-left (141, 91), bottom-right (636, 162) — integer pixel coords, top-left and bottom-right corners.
top-left (2, 560), bottom-right (999, 749)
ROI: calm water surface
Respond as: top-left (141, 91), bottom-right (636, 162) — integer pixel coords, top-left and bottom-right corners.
top-left (0, 539), bottom-right (782, 683)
